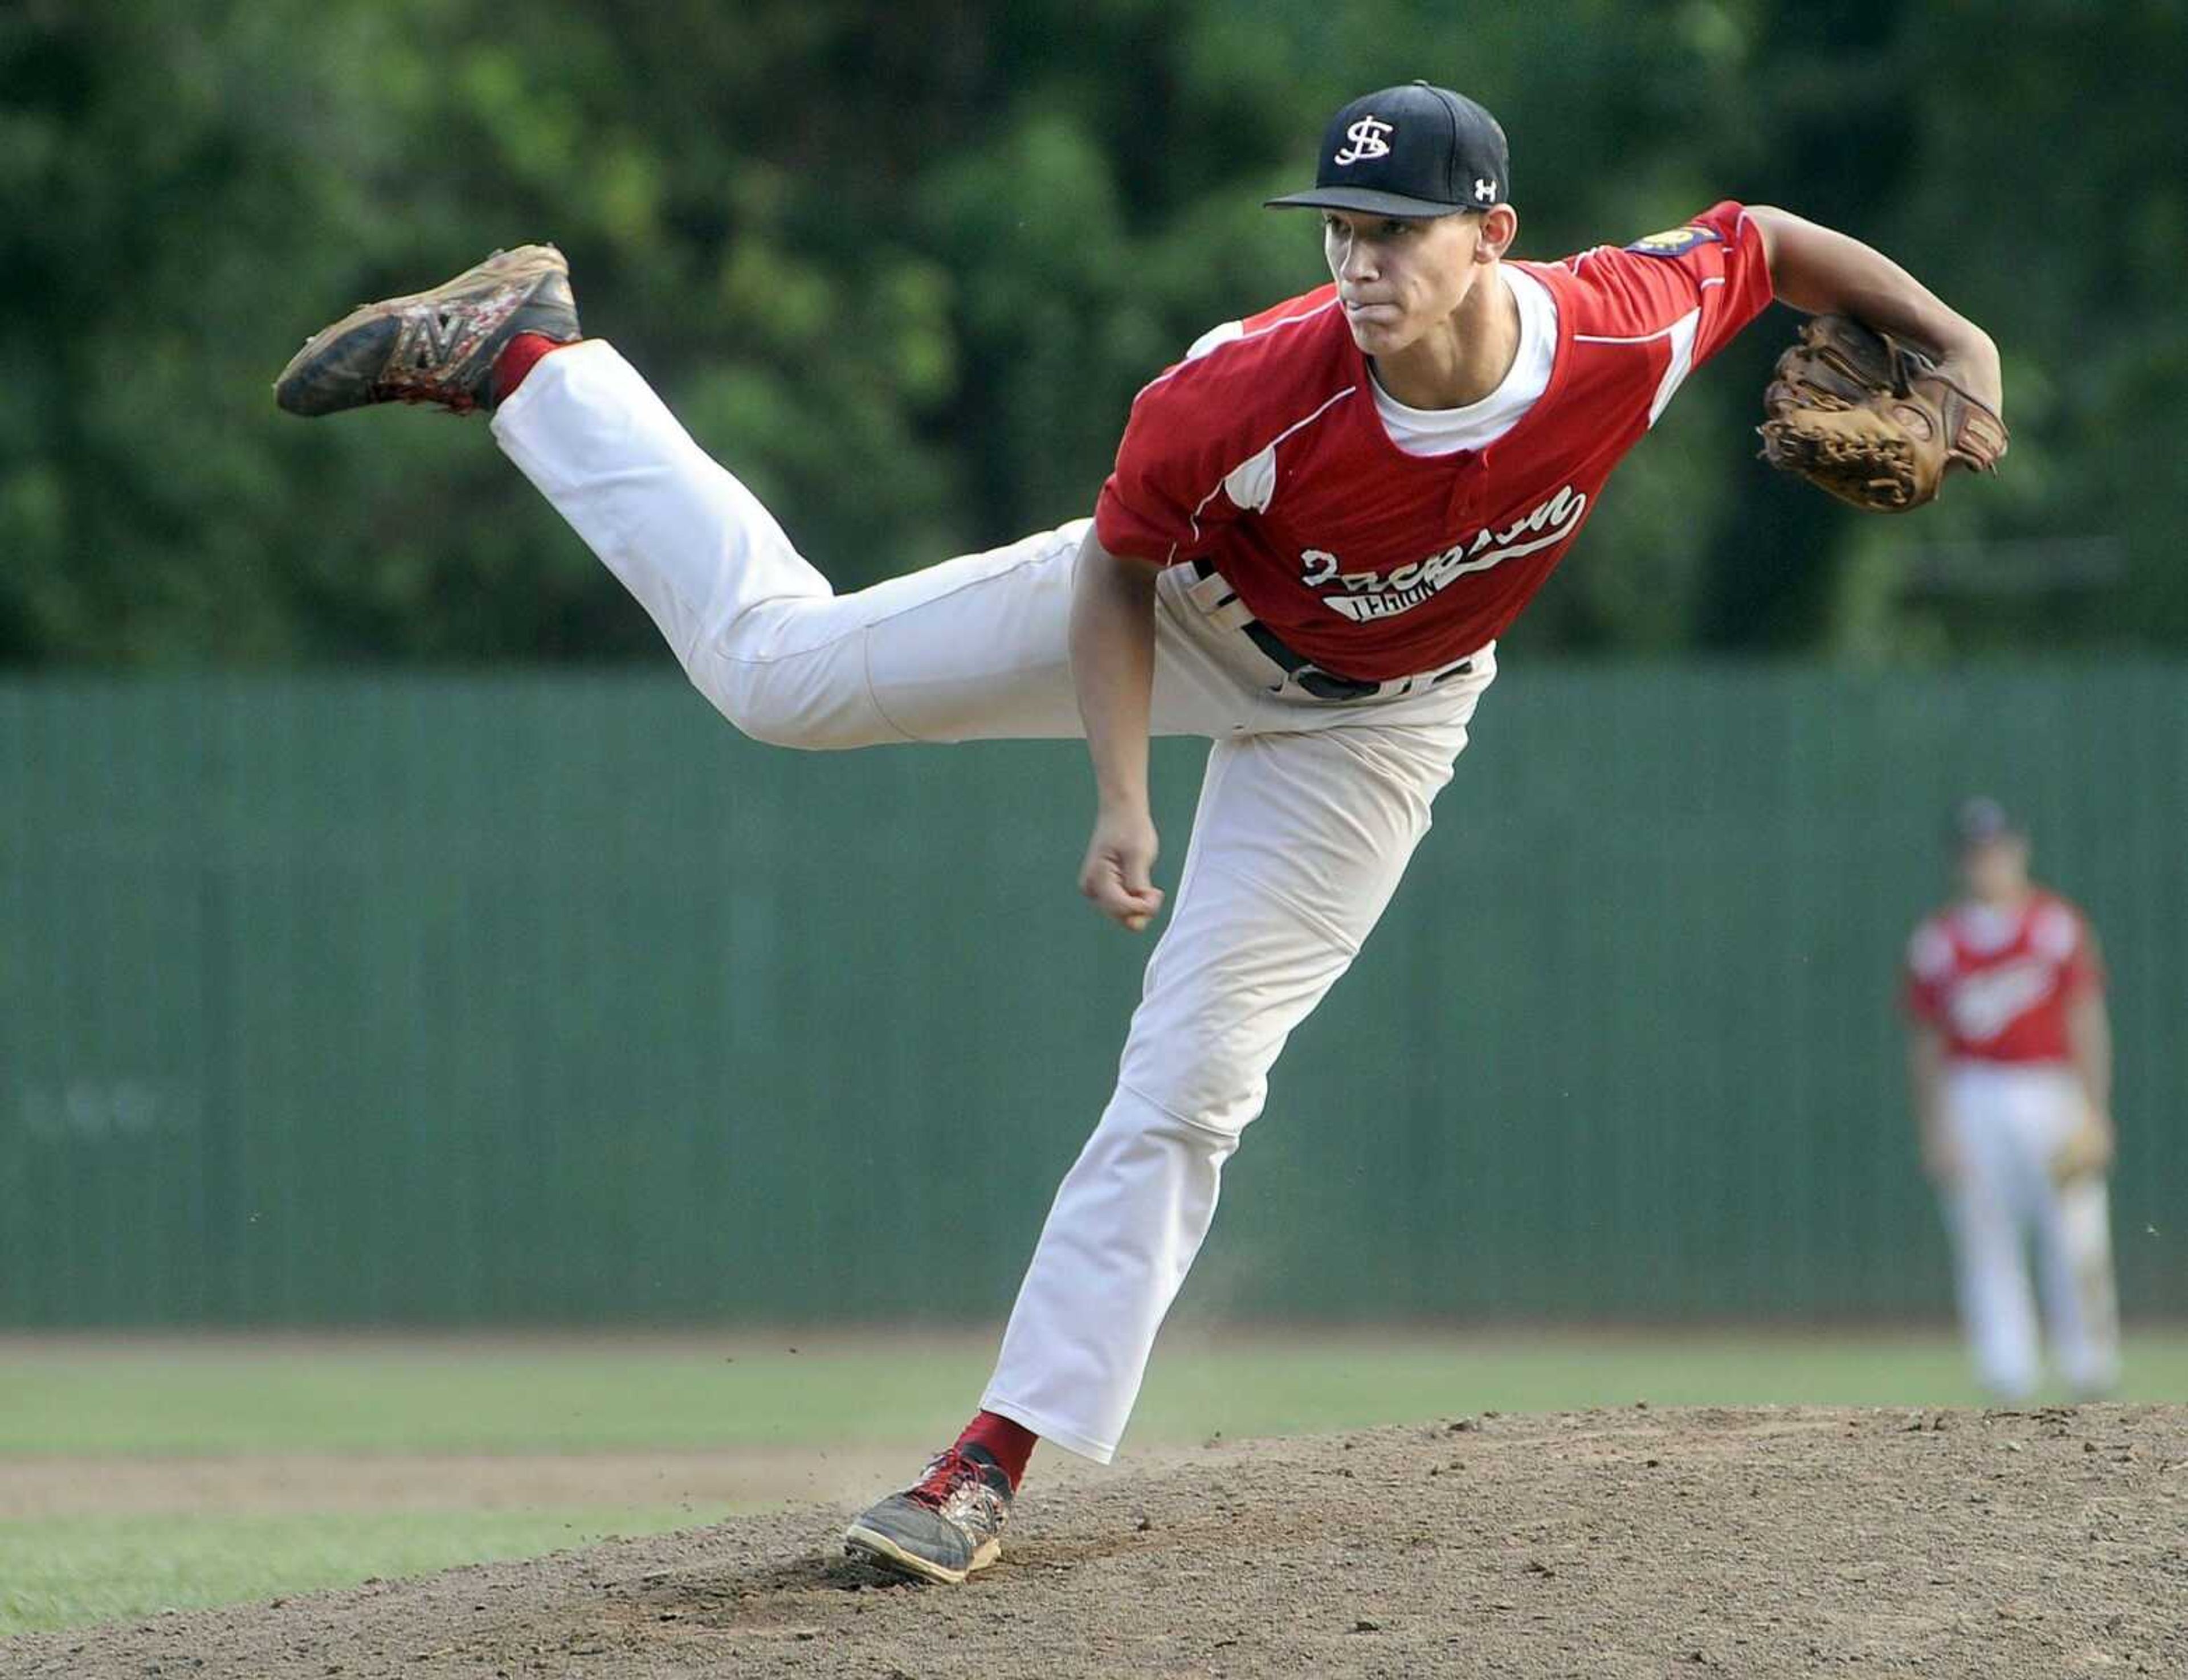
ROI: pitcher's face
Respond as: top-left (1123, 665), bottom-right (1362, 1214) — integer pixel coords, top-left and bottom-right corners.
top-left (1322, 210), bottom-right (1488, 356)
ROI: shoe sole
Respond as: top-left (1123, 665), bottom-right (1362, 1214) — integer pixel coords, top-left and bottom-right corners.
top-left (842, 1522), bottom-right (1001, 1586)
top-left (274, 244), bottom-right (568, 407)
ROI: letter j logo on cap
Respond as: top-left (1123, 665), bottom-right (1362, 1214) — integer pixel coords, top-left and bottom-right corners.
top-left (1334, 116), bottom-right (1393, 166)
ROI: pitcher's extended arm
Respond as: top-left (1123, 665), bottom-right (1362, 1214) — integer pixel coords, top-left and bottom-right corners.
top-left (1748, 205), bottom-right (2002, 415)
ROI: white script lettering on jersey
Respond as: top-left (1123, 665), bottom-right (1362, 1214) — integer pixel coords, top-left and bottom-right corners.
top-left (1334, 117), bottom-right (1394, 166)
top-left (1946, 957), bottom-right (2058, 1044)
top-left (1305, 484), bottom-right (1589, 622)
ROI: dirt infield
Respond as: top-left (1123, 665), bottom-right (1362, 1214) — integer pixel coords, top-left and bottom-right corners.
top-left (10, 1405), bottom-right (2184, 1679)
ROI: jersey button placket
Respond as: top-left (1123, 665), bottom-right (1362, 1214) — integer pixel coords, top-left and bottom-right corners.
top-left (1446, 452), bottom-right (1485, 531)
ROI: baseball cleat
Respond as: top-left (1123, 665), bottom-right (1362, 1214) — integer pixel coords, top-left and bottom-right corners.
top-left (842, 1442), bottom-right (1013, 1585)
top-left (273, 244), bottom-right (579, 418)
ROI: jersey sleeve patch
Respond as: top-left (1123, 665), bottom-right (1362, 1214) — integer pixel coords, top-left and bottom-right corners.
top-left (1624, 224), bottom-right (1722, 258)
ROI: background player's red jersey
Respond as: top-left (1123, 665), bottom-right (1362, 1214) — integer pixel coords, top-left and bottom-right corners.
top-left (1903, 891), bottom-right (2104, 1065)
top-left (1096, 202), bottom-right (1774, 680)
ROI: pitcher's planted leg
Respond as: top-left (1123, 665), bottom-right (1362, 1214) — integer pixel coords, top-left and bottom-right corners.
top-left (843, 717), bottom-right (1477, 1583)
top-left (981, 717), bottom-right (1475, 1463)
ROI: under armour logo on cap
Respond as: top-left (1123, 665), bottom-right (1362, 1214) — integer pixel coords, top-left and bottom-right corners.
top-left (1473, 178), bottom-right (1497, 202)
top-left (1334, 116), bottom-right (1394, 166)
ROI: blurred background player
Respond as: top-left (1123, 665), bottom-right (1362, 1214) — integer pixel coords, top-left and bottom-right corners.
top-left (1903, 797), bottom-right (2120, 1400)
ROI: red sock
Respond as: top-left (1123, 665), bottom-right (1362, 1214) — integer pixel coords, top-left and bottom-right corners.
top-left (956, 1409), bottom-right (1036, 1489)
top-left (490, 331), bottom-right (575, 405)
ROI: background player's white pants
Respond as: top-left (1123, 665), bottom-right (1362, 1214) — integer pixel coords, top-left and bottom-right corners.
top-left (1939, 1062), bottom-right (2120, 1400)
top-left (494, 342), bottom-right (1493, 1462)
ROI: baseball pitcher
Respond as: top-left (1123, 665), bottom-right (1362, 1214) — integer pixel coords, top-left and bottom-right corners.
top-left (1905, 798), bottom-right (2120, 1400)
top-left (276, 81), bottom-right (2007, 1583)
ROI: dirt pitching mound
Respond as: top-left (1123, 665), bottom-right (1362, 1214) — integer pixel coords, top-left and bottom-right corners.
top-left (11, 1406), bottom-right (2184, 1679)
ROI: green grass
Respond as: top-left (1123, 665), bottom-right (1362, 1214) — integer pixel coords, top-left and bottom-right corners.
top-left (2, 1327), bottom-right (2182, 1637)
top-left (5, 1327), bottom-right (2183, 1458)
top-left (0, 1507), bottom-right (688, 1638)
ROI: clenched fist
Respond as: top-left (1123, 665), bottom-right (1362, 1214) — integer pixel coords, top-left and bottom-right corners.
top-left (1079, 802), bottom-right (1164, 932)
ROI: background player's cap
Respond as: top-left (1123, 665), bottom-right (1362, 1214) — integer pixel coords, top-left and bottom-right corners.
top-left (1950, 796), bottom-right (2021, 847)
top-left (1266, 81), bottom-right (1511, 220)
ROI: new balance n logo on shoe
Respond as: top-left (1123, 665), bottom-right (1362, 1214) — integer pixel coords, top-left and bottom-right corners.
top-left (273, 245), bottom-right (579, 418)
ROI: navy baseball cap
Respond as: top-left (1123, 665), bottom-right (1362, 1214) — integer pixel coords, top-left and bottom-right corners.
top-left (1950, 796), bottom-right (2021, 846)
top-left (1266, 82), bottom-right (1511, 219)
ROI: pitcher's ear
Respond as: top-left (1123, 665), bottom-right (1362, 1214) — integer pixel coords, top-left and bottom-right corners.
top-left (1475, 203), bottom-right (1519, 262)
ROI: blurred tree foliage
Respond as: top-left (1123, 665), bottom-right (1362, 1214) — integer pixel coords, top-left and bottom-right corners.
top-left (1, 0), bottom-right (2180, 664)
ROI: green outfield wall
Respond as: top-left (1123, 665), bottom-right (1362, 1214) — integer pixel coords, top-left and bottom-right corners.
top-left (2, 666), bottom-right (2182, 1327)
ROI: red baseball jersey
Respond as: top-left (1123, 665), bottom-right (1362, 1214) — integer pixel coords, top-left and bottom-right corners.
top-left (1903, 892), bottom-right (2105, 1064)
top-left (1095, 201), bottom-right (1775, 680)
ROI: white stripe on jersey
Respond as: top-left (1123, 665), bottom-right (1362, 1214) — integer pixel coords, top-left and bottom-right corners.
top-left (1574, 307), bottom-right (1704, 427)
top-left (1133, 298), bottom-right (1341, 405)
top-left (1173, 384), bottom-right (1357, 562)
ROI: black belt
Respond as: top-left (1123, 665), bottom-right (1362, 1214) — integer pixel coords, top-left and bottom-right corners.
top-left (1189, 558), bottom-right (1472, 701)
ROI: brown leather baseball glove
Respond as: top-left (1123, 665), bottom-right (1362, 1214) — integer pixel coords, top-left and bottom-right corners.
top-left (1757, 315), bottom-right (2008, 512)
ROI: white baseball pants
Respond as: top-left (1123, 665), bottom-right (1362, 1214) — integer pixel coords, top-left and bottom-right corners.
top-left (493, 341), bottom-right (1495, 1461)
top-left (1939, 1061), bottom-right (2120, 1400)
